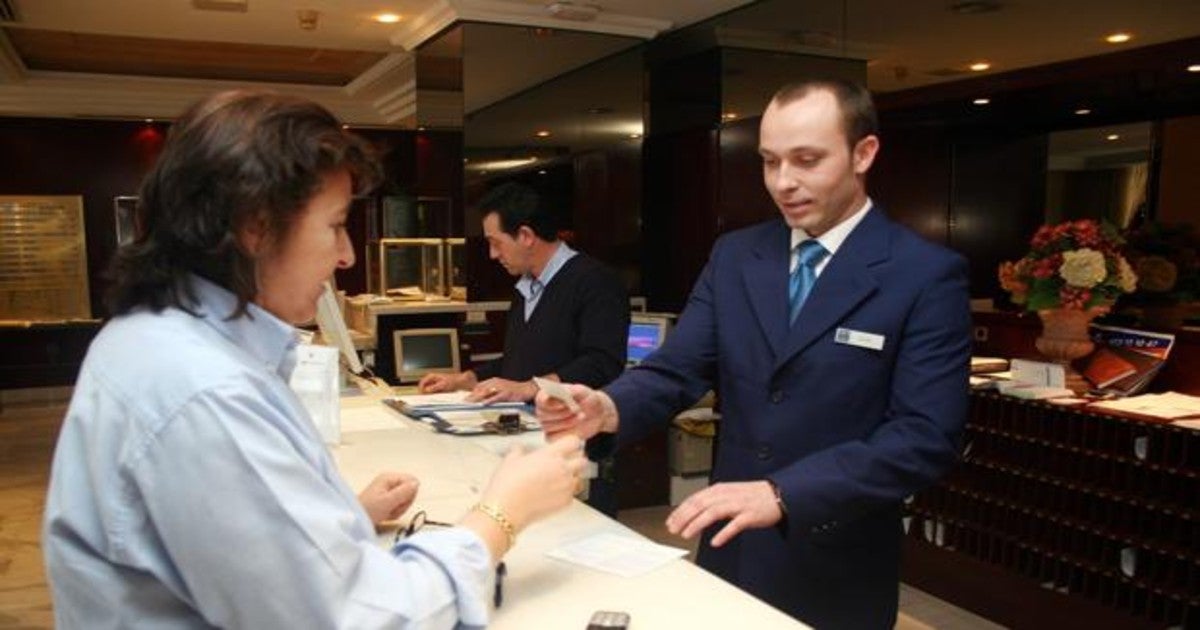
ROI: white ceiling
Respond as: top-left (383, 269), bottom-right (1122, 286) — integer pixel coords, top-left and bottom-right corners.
top-left (0, 0), bottom-right (1198, 126)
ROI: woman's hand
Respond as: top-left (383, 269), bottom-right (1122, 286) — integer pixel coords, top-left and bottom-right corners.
top-left (358, 472), bottom-right (419, 525)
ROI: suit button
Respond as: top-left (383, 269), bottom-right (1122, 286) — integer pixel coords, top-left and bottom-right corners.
top-left (769, 390), bottom-right (783, 403)
top-left (757, 446), bottom-right (771, 460)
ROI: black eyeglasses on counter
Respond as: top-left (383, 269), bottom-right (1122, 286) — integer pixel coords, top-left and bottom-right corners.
top-left (393, 510), bottom-right (508, 608)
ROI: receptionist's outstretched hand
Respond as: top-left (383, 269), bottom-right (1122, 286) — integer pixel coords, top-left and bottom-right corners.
top-left (466, 378), bottom-right (537, 404)
top-left (535, 384), bottom-right (618, 441)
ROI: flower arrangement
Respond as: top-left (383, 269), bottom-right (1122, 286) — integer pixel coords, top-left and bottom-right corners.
top-left (1122, 222), bottom-right (1199, 304)
top-left (998, 219), bottom-right (1137, 311)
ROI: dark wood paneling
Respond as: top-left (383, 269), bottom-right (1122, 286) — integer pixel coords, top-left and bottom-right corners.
top-left (642, 127), bottom-right (719, 311)
top-left (1156, 114), bottom-right (1200, 225)
top-left (0, 323), bottom-right (102, 389)
top-left (716, 115), bottom-right (775, 234)
top-left (902, 537), bottom-right (1162, 630)
top-left (949, 133), bottom-right (1048, 300)
top-left (0, 117), bottom-right (164, 320)
top-left (871, 124), bottom-right (952, 245)
top-left (572, 147), bottom-right (643, 292)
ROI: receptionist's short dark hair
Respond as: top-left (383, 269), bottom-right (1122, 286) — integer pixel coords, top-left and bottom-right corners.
top-left (106, 90), bottom-right (380, 318)
top-left (477, 182), bottom-right (559, 242)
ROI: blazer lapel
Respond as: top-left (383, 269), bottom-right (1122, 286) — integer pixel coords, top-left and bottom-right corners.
top-left (742, 221), bottom-right (792, 360)
top-left (774, 209), bottom-right (891, 371)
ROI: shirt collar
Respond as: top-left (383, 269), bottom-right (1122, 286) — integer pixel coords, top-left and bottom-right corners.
top-left (791, 197), bottom-right (873, 256)
top-left (186, 274), bottom-right (301, 379)
top-left (515, 242), bottom-right (577, 297)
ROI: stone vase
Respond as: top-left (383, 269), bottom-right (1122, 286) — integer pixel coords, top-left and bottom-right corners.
top-left (1035, 306), bottom-right (1109, 394)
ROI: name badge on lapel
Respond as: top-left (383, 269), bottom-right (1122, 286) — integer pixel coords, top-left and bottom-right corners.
top-left (835, 327), bottom-right (885, 351)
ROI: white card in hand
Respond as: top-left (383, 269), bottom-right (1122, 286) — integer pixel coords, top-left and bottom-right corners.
top-left (533, 376), bottom-right (580, 412)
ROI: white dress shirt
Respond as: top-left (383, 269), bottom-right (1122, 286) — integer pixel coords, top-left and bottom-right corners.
top-left (790, 197), bottom-right (874, 277)
top-left (43, 275), bottom-right (493, 629)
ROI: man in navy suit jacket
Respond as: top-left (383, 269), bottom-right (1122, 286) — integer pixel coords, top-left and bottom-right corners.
top-left (538, 78), bottom-right (971, 628)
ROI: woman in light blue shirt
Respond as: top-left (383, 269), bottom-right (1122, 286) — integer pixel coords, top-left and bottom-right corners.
top-left (42, 90), bottom-right (586, 629)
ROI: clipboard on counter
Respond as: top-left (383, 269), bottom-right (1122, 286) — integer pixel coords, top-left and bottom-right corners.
top-left (381, 398), bottom-right (539, 436)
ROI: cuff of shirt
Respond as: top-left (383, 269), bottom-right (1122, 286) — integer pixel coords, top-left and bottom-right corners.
top-left (392, 527), bottom-right (494, 628)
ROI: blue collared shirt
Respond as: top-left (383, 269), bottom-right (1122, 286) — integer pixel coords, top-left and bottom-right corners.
top-left (516, 242), bottom-right (577, 321)
top-left (43, 275), bottom-right (493, 629)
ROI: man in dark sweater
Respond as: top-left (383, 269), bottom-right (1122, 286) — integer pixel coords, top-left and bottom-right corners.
top-left (418, 182), bottom-right (630, 513)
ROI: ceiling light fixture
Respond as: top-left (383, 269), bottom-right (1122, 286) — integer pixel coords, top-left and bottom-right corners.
top-left (969, 61), bottom-right (991, 72)
top-left (1188, 64), bottom-right (1200, 73)
top-left (949, 1), bottom-right (1003, 15)
top-left (1105, 32), bottom-right (1132, 44)
top-left (192, 0), bottom-right (248, 12)
top-left (1075, 108), bottom-right (1092, 115)
top-left (1106, 134), bottom-right (1120, 141)
top-left (546, 2), bottom-right (600, 22)
top-left (373, 13), bottom-right (401, 24)
top-left (722, 112), bottom-right (738, 121)
top-left (534, 130), bottom-right (552, 138)
top-left (628, 133), bottom-right (641, 139)
top-left (973, 98), bottom-right (990, 105)
top-left (296, 9), bottom-right (320, 30)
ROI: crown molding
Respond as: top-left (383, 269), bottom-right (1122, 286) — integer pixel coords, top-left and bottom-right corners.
top-left (390, 0), bottom-right (672, 52)
top-left (389, 0), bottom-right (459, 51)
top-left (714, 26), bottom-right (885, 61)
top-left (0, 71), bottom-right (388, 123)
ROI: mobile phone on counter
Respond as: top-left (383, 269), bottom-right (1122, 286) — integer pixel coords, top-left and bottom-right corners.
top-left (586, 610), bottom-right (630, 630)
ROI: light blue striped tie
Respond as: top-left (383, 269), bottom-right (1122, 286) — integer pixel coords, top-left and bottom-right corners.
top-left (789, 240), bottom-right (828, 325)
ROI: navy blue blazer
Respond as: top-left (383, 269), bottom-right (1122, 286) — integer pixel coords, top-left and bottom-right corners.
top-left (607, 208), bottom-right (971, 628)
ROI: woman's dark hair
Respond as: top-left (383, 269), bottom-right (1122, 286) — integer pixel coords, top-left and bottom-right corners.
top-left (477, 182), bottom-right (559, 242)
top-left (106, 90), bottom-right (381, 317)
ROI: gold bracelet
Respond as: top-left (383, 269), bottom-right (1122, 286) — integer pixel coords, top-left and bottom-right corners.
top-left (473, 502), bottom-right (517, 548)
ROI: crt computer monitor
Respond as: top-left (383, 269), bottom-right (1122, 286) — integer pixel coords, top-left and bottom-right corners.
top-left (627, 315), bottom-right (671, 366)
top-left (393, 328), bottom-right (461, 383)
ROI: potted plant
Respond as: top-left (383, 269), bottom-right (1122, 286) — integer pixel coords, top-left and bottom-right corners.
top-left (998, 219), bottom-right (1138, 392)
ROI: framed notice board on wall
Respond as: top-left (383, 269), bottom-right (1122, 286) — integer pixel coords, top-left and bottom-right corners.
top-left (0, 195), bottom-right (92, 321)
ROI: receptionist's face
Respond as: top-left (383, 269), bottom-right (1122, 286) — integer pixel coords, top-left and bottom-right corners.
top-left (483, 212), bottom-right (532, 277)
top-left (759, 89), bottom-right (878, 238)
top-left (248, 169), bottom-right (355, 324)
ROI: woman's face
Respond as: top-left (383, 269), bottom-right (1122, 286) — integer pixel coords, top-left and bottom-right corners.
top-left (248, 169), bottom-right (355, 324)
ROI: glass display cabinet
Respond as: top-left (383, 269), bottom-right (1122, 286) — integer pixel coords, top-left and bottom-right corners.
top-left (378, 238), bottom-right (446, 300)
top-left (445, 238), bottom-right (466, 300)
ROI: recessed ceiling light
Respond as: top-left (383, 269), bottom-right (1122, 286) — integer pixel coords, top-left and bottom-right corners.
top-left (1106, 134), bottom-right (1120, 141)
top-left (1105, 32), bottom-right (1132, 44)
top-left (1188, 64), bottom-right (1200, 73)
top-left (628, 133), bottom-right (642, 139)
top-left (373, 13), bottom-right (401, 23)
top-left (972, 98), bottom-right (990, 105)
top-left (534, 130), bottom-right (552, 138)
top-left (969, 61), bottom-right (991, 72)
top-left (538, 170), bottom-right (547, 175)
top-left (144, 118), bottom-right (155, 123)
top-left (721, 112), bottom-right (738, 121)
top-left (1075, 108), bottom-right (1091, 115)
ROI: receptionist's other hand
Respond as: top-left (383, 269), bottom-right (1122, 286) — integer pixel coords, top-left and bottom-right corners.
top-left (666, 481), bottom-right (783, 548)
top-left (418, 371), bottom-right (474, 394)
top-left (358, 472), bottom-right (420, 525)
top-left (466, 378), bottom-right (537, 404)
top-left (535, 383), bottom-right (616, 441)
